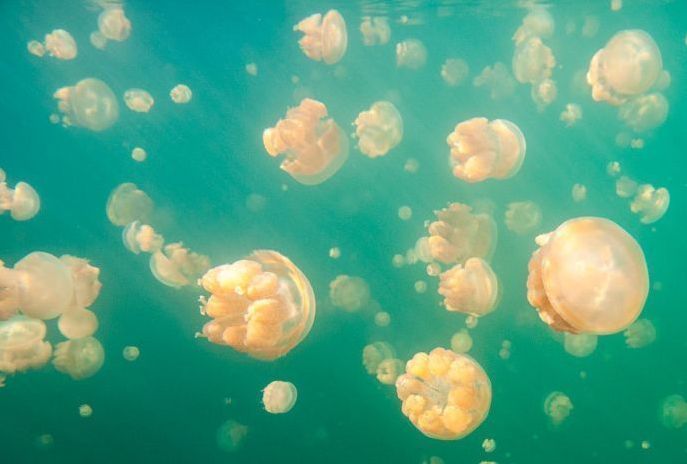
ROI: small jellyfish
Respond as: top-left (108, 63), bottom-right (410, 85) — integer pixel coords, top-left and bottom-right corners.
top-left (245, 62), bottom-right (258, 76)
top-left (131, 147), bottom-right (147, 162)
top-left (360, 17), bottom-right (390, 46)
top-left (527, 217), bottom-right (649, 334)
top-left (263, 98), bottom-right (349, 185)
top-left (0, 316), bottom-right (52, 374)
top-left (329, 275), bottom-right (370, 312)
top-left (505, 201), bottom-right (542, 235)
top-left (414, 280), bottom-right (427, 294)
top-left (473, 62), bottom-right (517, 100)
top-left (438, 258), bottom-right (499, 317)
top-left (374, 311), bottom-right (391, 327)
top-left (544, 391), bottom-right (573, 425)
top-left (216, 419), bottom-right (248, 453)
top-left (149, 243), bottom-right (210, 288)
top-left (294, 10), bottom-right (347, 65)
top-left (170, 84), bottom-right (192, 104)
top-left (328, 247), bottom-right (341, 259)
top-left (53, 78), bottom-right (119, 131)
top-left (27, 40), bottom-right (45, 57)
top-left (44, 29), bottom-right (77, 60)
top-left (79, 404), bottom-right (93, 418)
top-left (52, 336), bottom-right (104, 380)
top-left (623, 319), bottom-right (656, 348)
top-left (392, 254), bottom-right (405, 268)
top-left (262, 380), bottom-right (298, 414)
top-left (513, 8), bottom-right (554, 45)
top-left (58, 308), bottom-right (98, 340)
top-left (560, 103), bottom-right (583, 127)
top-left (395, 348), bottom-right (492, 440)
top-left (106, 183), bottom-right (154, 226)
top-left (0, 180), bottom-right (41, 221)
top-left (122, 345), bottom-right (140, 361)
top-left (396, 39), bottom-right (427, 69)
top-left (482, 438), bottom-right (496, 453)
top-left (362, 342), bottom-right (395, 375)
top-left (446, 117), bottom-right (526, 183)
top-left (353, 101), bottom-right (403, 158)
top-left (571, 183), bottom-right (587, 202)
top-left (122, 221), bottom-right (164, 254)
top-left (660, 395), bottom-right (687, 429)
top-left (607, 161), bottom-right (621, 177)
top-left (123, 89), bottom-right (154, 113)
top-left (450, 329), bottom-right (473, 354)
top-left (618, 93), bottom-right (669, 133)
top-left (398, 206), bottom-right (412, 220)
top-left (616, 176), bottom-right (638, 198)
top-left (630, 184), bottom-right (669, 224)
top-left (89, 31), bottom-right (107, 50)
top-left (376, 358), bottom-right (403, 385)
top-left (404, 158), bottom-right (419, 173)
top-left (512, 36), bottom-right (555, 84)
top-left (581, 16), bottom-right (600, 38)
top-left (531, 78), bottom-right (557, 109)
top-left (441, 58), bottom-right (469, 87)
top-left (98, 7), bottom-right (131, 41)
top-left (563, 333), bottom-right (597, 358)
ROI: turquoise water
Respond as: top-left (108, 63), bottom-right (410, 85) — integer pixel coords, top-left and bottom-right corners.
top-left (1, 1), bottom-right (686, 463)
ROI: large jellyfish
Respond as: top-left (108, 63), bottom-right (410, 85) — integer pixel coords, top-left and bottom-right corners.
top-left (527, 217), bottom-right (649, 334)
top-left (0, 316), bottom-right (52, 375)
top-left (353, 101), bottom-right (403, 158)
top-left (473, 62), bottom-right (517, 100)
top-left (263, 98), bottom-right (349, 185)
top-left (362, 341), bottom-right (395, 375)
top-left (53, 78), bottom-right (119, 131)
top-left (98, 7), bottom-right (131, 42)
top-left (505, 201), bottom-right (542, 235)
top-left (44, 29), bottom-right (77, 60)
top-left (294, 10), bottom-right (347, 64)
top-left (513, 37), bottom-right (555, 84)
top-left (0, 178), bottom-right (40, 221)
top-left (630, 184), bottom-right (669, 224)
top-left (360, 17), bottom-right (390, 46)
top-left (544, 391), bottom-right (573, 425)
top-left (441, 58), bottom-right (469, 87)
top-left (199, 250), bottom-right (315, 361)
top-left (618, 93), bottom-right (668, 132)
top-left (123, 89), bottom-right (154, 113)
top-left (52, 336), bottom-right (105, 380)
top-left (216, 419), bottom-right (248, 453)
top-left (106, 183), bottom-right (154, 226)
top-left (262, 380), bottom-right (298, 414)
top-left (438, 258), bottom-right (499, 317)
top-left (149, 243), bottom-right (210, 288)
top-left (395, 348), bottom-right (491, 440)
top-left (446, 117), bottom-right (526, 183)
top-left (329, 275), bottom-right (370, 312)
top-left (623, 319), bottom-right (656, 348)
top-left (660, 395), bottom-right (687, 429)
top-left (396, 39), bottom-right (427, 69)
top-left (122, 221), bottom-right (164, 254)
top-left (563, 333), bottom-right (597, 357)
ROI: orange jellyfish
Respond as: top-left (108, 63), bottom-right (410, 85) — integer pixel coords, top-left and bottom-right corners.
top-left (0, 178), bottom-right (40, 221)
top-left (441, 58), bottom-right (469, 87)
top-left (353, 101), bottom-right (403, 158)
top-left (544, 391), bottom-right (573, 425)
top-left (170, 84), bottom-right (192, 103)
top-left (395, 348), bottom-right (491, 440)
top-left (0, 316), bottom-right (52, 375)
top-left (512, 36), bottom-right (555, 84)
top-left (44, 29), bottom-right (77, 60)
top-left (531, 78), bottom-right (557, 109)
top-left (396, 39), bottom-right (427, 69)
top-left (53, 78), bottom-right (119, 131)
top-left (630, 184), bottom-right (669, 224)
top-left (262, 380), bottom-right (298, 414)
top-left (27, 40), bottom-right (45, 57)
top-left (513, 8), bottom-right (554, 45)
top-left (505, 201), bottom-right (542, 235)
top-left (149, 243), bottom-right (210, 288)
top-left (122, 221), bottom-right (164, 254)
top-left (618, 92), bottom-right (669, 133)
top-left (58, 308), bottom-right (98, 340)
top-left (98, 7), bottom-right (131, 42)
top-left (376, 358), bottom-right (403, 385)
top-left (294, 10), bottom-right (348, 64)
top-left (52, 336), bottom-right (105, 380)
top-left (360, 17), bottom-right (390, 46)
top-left (362, 341), bottom-right (395, 375)
top-left (106, 183), bottom-right (154, 226)
top-left (527, 217), bottom-right (649, 334)
top-left (438, 258), bottom-right (499, 317)
top-left (263, 98), bottom-right (349, 185)
top-left (123, 89), bottom-right (154, 113)
top-left (198, 250), bottom-right (315, 361)
top-left (560, 103), bottom-right (583, 127)
top-left (329, 275), bottom-right (370, 312)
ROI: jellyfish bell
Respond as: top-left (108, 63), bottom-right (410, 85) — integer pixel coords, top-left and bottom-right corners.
top-left (623, 318), bottom-right (656, 348)
top-left (450, 329), bottom-right (473, 354)
top-left (170, 84), bottom-right (192, 103)
top-left (473, 62), bottom-right (517, 100)
top-left (52, 336), bottom-right (105, 380)
top-left (512, 36), bottom-right (555, 84)
top-left (89, 31), bottom-right (108, 50)
top-left (438, 258), bottom-right (499, 317)
top-left (60, 255), bottom-right (102, 309)
top-left (544, 391), bottom-right (573, 425)
top-left (57, 308), bottom-right (98, 340)
top-left (396, 39), bottom-right (427, 69)
top-left (563, 332), bottom-right (597, 357)
top-left (618, 92), bottom-right (668, 133)
top-left (353, 101), bottom-right (403, 158)
top-left (123, 89), bottom-right (154, 113)
top-left (376, 358), bottom-right (403, 385)
top-left (149, 243), bottom-right (210, 288)
top-left (123, 221), bottom-right (164, 254)
top-left (630, 184), bottom-right (669, 224)
top-left (27, 40), bottom-right (45, 57)
top-left (44, 29), bottom-right (77, 60)
top-left (360, 16), bottom-right (390, 46)
top-left (0, 316), bottom-right (52, 375)
top-left (531, 78), bottom-right (557, 109)
top-left (262, 380), bottom-right (298, 414)
top-left (216, 419), bottom-right (248, 453)
top-left (329, 275), bottom-right (371, 312)
top-left (106, 182), bottom-right (154, 226)
top-left (8, 182), bottom-right (40, 221)
top-left (294, 10), bottom-right (347, 65)
top-left (660, 395), bottom-right (687, 429)
top-left (362, 341), bottom-right (395, 375)
top-left (560, 103), bottom-right (583, 127)
top-left (54, 78), bottom-right (119, 131)
top-left (98, 7), bottom-right (131, 41)
top-left (505, 201), bottom-right (542, 235)
top-left (513, 7), bottom-right (554, 45)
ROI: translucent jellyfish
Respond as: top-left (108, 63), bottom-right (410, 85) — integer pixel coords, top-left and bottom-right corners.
top-left (513, 8), bottom-right (554, 45)
top-left (611, 0), bottom-right (623, 11)
top-left (482, 438), bottom-right (496, 453)
top-left (246, 194), bottom-right (266, 213)
top-left (122, 221), bottom-right (164, 254)
top-left (44, 29), bottom-right (77, 60)
top-left (544, 391), bottom-right (573, 425)
top-left (106, 183), bottom-right (154, 226)
top-left (377, 358), bottom-right (403, 385)
top-left (89, 31), bottom-right (107, 50)
top-left (360, 16), bottom-right (390, 46)
top-left (438, 258), bottom-right (499, 317)
top-left (582, 16), bottom-right (600, 38)
top-left (441, 58), bottom-right (469, 87)
top-left (329, 275), bottom-right (370, 312)
top-left (607, 161), bottom-right (621, 177)
top-left (615, 176), bottom-right (638, 199)
top-left (623, 319), bottom-right (656, 348)
top-left (0, 180), bottom-right (40, 221)
top-left (414, 280), bottom-right (427, 294)
top-left (123, 89), bottom-right (154, 113)
top-left (199, 250), bottom-right (315, 361)
top-left (216, 419), bottom-right (248, 453)
top-left (52, 336), bottom-right (105, 380)
top-left (61, 255), bottom-right (102, 309)
top-left (245, 62), bottom-right (258, 76)
top-left (527, 217), bottom-right (649, 334)
top-left (473, 62), bottom-right (517, 100)
top-left (58, 308), bottom-right (98, 340)
top-left (395, 348), bottom-right (492, 440)
top-left (294, 10), bottom-right (348, 64)
top-left (531, 78), bottom-right (557, 109)
top-left (53, 78), bottom-right (119, 131)
top-left (27, 40), bottom-right (45, 57)
top-left (79, 404), bottom-right (93, 418)
top-left (447, 117), bottom-right (526, 183)
top-left (131, 147), bottom-right (147, 162)
top-left (263, 98), bottom-right (349, 185)
top-left (122, 345), bottom-right (140, 361)
top-left (571, 183), bottom-right (587, 202)
top-left (618, 92), bottom-right (669, 132)
top-left (374, 311), bottom-right (391, 327)
top-left (630, 184), bottom-right (669, 224)
top-left (150, 243), bottom-right (210, 288)
top-left (98, 7), bottom-right (131, 41)
top-left (404, 158), bottom-right (419, 173)
top-left (362, 341), bottom-right (395, 375)
top-left (328, 247), bottom-right (341, 259)
top-left (353, 101), bottom-right (403, 158)
top-left (0, 316), bottom-right (52, 374)
top-left (396, 39), bottom-right (427, 69)
top-left (262, 380), bottom-right (298, 414)
top-left (398, 206), bottom-right (412, 220)
top-left (660, 395), bottom-right (687, 429)
top-left (563, 333), bottom-right (597, 357)
top-left (560, 103), bottom-right (583, 127)
top-left (513, 37), bottom-right (555, 84)
top-left (170, 84), bottom-right (192, 104)
top-left (450, 329), bottom-right (473, 354)
top-left (505, 201), bottom-right (542, 235)
top-left (587, 30), bottom-right (663, 105)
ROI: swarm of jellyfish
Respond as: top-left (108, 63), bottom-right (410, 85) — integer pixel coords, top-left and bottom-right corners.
top-left (53, 78), bottom-right (120, 131)
top-left (262, 380), bottom-right (298, 414)
top-left (360, 17), bottom-right (390, 46)
top-left (353, 101), bottom-right (403, 158)
top-left (438, 258), bottom-right (499, 317)
top-left (329, 275), bottom-right (371, 312)
top-left (294, 10), bottom-right (348, 65)
top-left (0, 170), bottom-right (40, 221)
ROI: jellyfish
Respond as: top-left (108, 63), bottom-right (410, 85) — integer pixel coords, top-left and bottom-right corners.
top-left (482, 438), bottom-right (496, 453)
top-left (630, 184), bottom-right (669, 224)
top-left (440, 58), bottom-right (469, 87)
top-left (27, 40), bottom-right (45, 57)
top-left (79, 404), bottom-right (93, 418)
top-left (131, 147), bottom-right (147, 162)
top-left (395, 348), bottom-right (492, 440)
top-left (216, 419), bottom-right (248, 453)
top-left (123, 89), bottom-right (154, 113)
top-left (150, 243), bottom-right (210, 288)
top-left (438, 258), bottom-right (499, 317)
top-left (98, 7), bottom-right (131, 41)
top-left (294, 10), bottom-right (347, 65)
top-left (377, 358), bottom-right (403, 385)
top-left (544, 391), bottom-right (573, 425)
top-left (473, 62), bottom-right (517, 100)
top-left (587, 30), bottom-right (663, 105)
top-left (122, 345), bottom-right (140, 361)
top-left (374, 311), bottom-right (391, 327)
top-left (0, 316), bottom-right (52, 375)
top-left (0, 180), bottom-right (40, 221)
top-left (170, 84), bottom-right (192, 103)
top-left (505, 201), bottom-right (542, 235)
top-left (89, 31), bottom-right (107, 50)
top-left (362, 341), bottom-right (395, 375)
top-left (446, 118), bottom-right (526, 183)
top-left (199, 250), bottom-right (316, 361)
top-left (563, 333), bottom-right (597, 357)
top-left (398, 206), bottom-right (412, 220)
top-left (512, 37), bottom-right (555, 84)
top-left (53, 78), bottom-right (119, 131)
top-left (623, 319), bottom-right (656, 348)
top-left (353, 101), bottom-right (403, 158)
top-left (571, 183), bottom-right (587, 202)
top-left (57, 308), bottom-right (98, 340)
top-left (581, 16), bottom-right (600, 38)
top-left (396, 39), bottom-right (427, 69)
top-left (618, 93), bottom-right (669, 133)
top-left (61, 255), bottom-right (102, 309)
top-left (106, 183), bottom-right (154, 226)
top-left (560, 103), bottom-right (583, 127)
top-left (262, 380), bottom-right (298, 414)
top-left (122, 221), bottom-right (164, 254)
top-left (660, 395), bottom-right (687, 429)
top-left (607, 161), bottom-right (621, 177)
top-left (44, 29), bottom-right (77, 60)
top-left (527, 217), bottom-right (649, 334)
top-left (52, 336), bottom-right (105, 380)
top-left (263, 98), bottom-right (349, 185)
top-left (360, 16), bottom-right (390, 46)
top-left (450, 329), bottom-right (473, 354)
top-left (513, 8), bottom-right (554, 45)
top-left (531, 78), bottom-right (557, 109)
top-left (329, 275), bottom-right (370, 312)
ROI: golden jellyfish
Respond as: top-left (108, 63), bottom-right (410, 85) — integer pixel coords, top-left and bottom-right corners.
top-left (563, 332), bottom-right (597, 358)
top-left (560, 103), bottom-right (583, 127)
top-left (263, 98), bottom-right (349, 185)
top-left (122, 345), bottom-right (140, 361)
top-left (396, 39), bottom-right (427, 69)
top-left (376, 358), bottom-right (403, 385)
top-left (44, 29), bottom-right (77, 60)
top-left (199, 250), bottom-right (315, 361)
top-left (473, 62), bottom-right (517, 100)
top-left (513, 8), bottom-right (554, 45)
top-left (329, 275), bottom-right (370, 312)
top-left (53, 78), bottom-right (119, 131)
top-left (0, 179), bottom-right (40, 221)
top-left (262, 380), bottom-right (298, 414)
top-left (505, 201), bottom-right (542, 235)
top-left (531, 78), bottom-right (557, 109)
top-left (123, 89), bottom-right (154, 113)
top-left (526, 217), bottom-right (649, 334)
top-left (131, 147), bottom-right (147, 162)
top-left (395, 348), bottom-right (492, 440)
top-left (618, 93), bottom-right (669, 133)
top-left (170, 84), bottom-right (192, 104)
top-left (438, 258), bottom-right (499, 317)
top-left (544, 391), bottom-right (573, 425)
top-left (441, 58), bottom-right (469, 87)
top-left (630, 184), bottom-right (669, 224)
top-left (360, 16), bottom-right (390, 46)
top-left (450, 329), bottom-right (473, 354)
top-left (512, 36), bottom-right (555, 84)
top-left (106, 183), bottom-right (154, 226)
top-left (587, 30), bottom-right (663, 105)
top-left (446, 117), bottom-right (526, 183)
top-left (660, 395), bottom-right (687, 429)
top-left (61, 255), bottom-right (102, 309)
top-left (216, 419), bottom-right (248, 453)
top-left (98, 7), bottom-right (131, 41)
top-left (27, 40), bottom-right (45, 57)
top-left (607, 161), bottom-right (621, 177)
top-left (0, 316), bottom-right (52, 375)
top-left (52, 336), bottom-right (105, 380)
top-left (362, 341), bottom-right (395, 375)
top-left (328, 247), bottom-right (341, 259)
top-left (623, 319), bottom-right (656, 348)
top-left (353, 101), bottom-right (403, 158)
top-left (122, 221), bottom-right (164, 254)
top-left (149, 243), bottom-right (210, 288)
top-left (58, 308), bottom-right (98, 340)
top-left (294, 10), bottom-right (347, 65)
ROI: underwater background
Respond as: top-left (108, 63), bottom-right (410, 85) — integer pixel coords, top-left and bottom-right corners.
top-left (1, 0), bottom-right (686, 463)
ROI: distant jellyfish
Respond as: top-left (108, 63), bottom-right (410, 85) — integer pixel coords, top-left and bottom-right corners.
top-left (513, 8), bottom-right (554, 45)
top-left (376, 358), bottom-right (403, 385)
top-left (606, 161), bottom-right (621, 177)
top-left (262, 380), bottom-right (298, 414)
top-left (414, 280), bottom-right (427, 294)
top-left (79, 404), bottom-right (93, 418)
top-left (398, 206), bottom-right (412, 220)
top-left (44, 29), bottom-right (77, 60)
top-left (122, 345), bottom-right (140, 361)
top-left (396, 39), bottom-right (427, 69)
top-left (611, 0), bottom-right (623, 11)
top-left (122, 221), bottom-right (164, 254)
top-left (623, 319), bottom-right (656, 348)
top-left (362, 341), bottom-right (395, 375)
top-left (328, 247), bottom-right (341, 259)
top-left (149, 243), bottom-right (210, 288)
top-left (0, 180), bottom-right (41, 221)
top-left (404, 158), bottom-right (419, 173)
top-left (505, 201), bottom-right (542, 235)
top-left (581, 16), bottom-right (600, 38)
top-left (560, 103), bottom-right (583, 127)
top-left (441, 58), bottom-right (469, 87)
top-left (245, 62), bottom-right (258, 76)
top-left (53, 78), bottom-right (119, 131)
top-left (263, 98), bottom-right (349, 185)
top-left (199, 250), bottom-right (315, 361)
top-left (294, 10), bottom-right (347, 64)
top-left (618, 93), bottom-right (669, 132)
top-left (395, 348), bottom-right (492, 440)
top-left (482, 438), bottom-right (496, 453)
top-left (531, 78), bottom-right (557, 109)
top-left (360, 16), bottom-right (390, 46)
top-left (27, 40), bottom-right (45, 57)
top-left (89, 31), bottom-right (107, 50)
top-left (527, 217), bottom-right (649, 334)
top-left (98, 7), bottom-right (131, 41)
top-left (170, 84), bottom-right (192, 104)
top-left (374, 311), bottom-right (391, 327)
top-left (571, 183), bottom-right (587, 202)
top-left (131, 147), bottom-right (147, 162)
top-left (329, 275), bottom-right (370, 312)
top-left (450, 329), bottom-right (473, 354)
top-left (473, 62), bottom-right (517, 100)
top-left (512, 36), bottom-right (555, 84)
top-left (123, 89), bottom-right (154, 113)
top-left (353, 101), bottom-right (403, 158)
top-left (447, 117), bottom-right (526, 183)
top-left (106, 182), bottom-right (154, 226)
top-left (544, 391), bottom-right (573, 425)
top-left (58, 308), bottom-right (98, 340)
top-left (0, 316), bottom-right (52, 374)
top-left (216, 419), bottom-right (248, 453)
top-left (630, 184), bottom-right (669, 224)
top-left (563, 333), bottom-right (597, 357)
top-left (660, 395), bottom-right (687, 429)
top-left (438, 258), bottom-right (499, 317)
top-left (52, 336), bottom-right (105, 380)
top-left (245, 193), bottom-right (266, 213)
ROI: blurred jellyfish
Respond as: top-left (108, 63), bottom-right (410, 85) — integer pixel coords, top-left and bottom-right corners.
top-left (122, 345), bottom-right (140, 361)
top-left (89, 31), bottom-right (107, 50)
top-left (513, 8), bottom-right (554, 45)
top-left (27, 40), bottom-right (45, 57)
top-left (53, 78), bottom-right (119, 131)
top-left (422, 456), bottom-right (445, 464)
top-left (294, 10), bottom-right (347, 64)
top-left (170, 84), bottom-right (192, 104)
top-left (52, 336), bottom-right (105, 380)
top-left (216, 419), bottom-right (248, 453)
top-left (441, 58), bottom-right (469, 87)
top-left (513, 37), bottom-right (555, 84)
top-left (362, 341), bottom-right (395, 375)
top-left (660, 395), bottom-right (687, 429)
top-left (0, 316), bottom-right (52, 375)
top-left (563, 333), bottom-right (597, 357)
top-left (438, 258), bottom-right (499, 317)
top-left (473, 62), bottom-right (517, 100)
top-left (360, 16), bottom-right (390, 46)
top-left (404, 158), bottom-right (419, 173)
top-left (623, 319), bottom-right (656, 348)
top-left (531, 78), bottom-right (557, 109)
top-left (328, 247), bottom-right (341, 259)
top-left (106, 183), bottom-right (154, 226)
top-left (374, 311), bottom-right (391, 327)
top-left (505, 201), bottom-right (542, 235)
top-left (61, 255), bottom-right (101, 309)
top-left (122, 221), bottom-right (164, 254)
top-left (607, 161), bottom-right (621, 177)
top-left (0, 179), bottom-right (40, 221)
top-left (414, 280), bottom-right (427, 294)
top-left (98, 7), bottom-right (131, 41)
top-left (450, 329), bottom-right (473, 354)
top-left (377, 358), bottom-right (403, 385)
top-left (560, 103), bottom-right (583, 127)
top-left (123, 89), bottom-right (154, 113)
top-left (447, 117), bottom-right (526, 183)
top-left (58, 308), bottom-right (98, 340)
top-left (482, 438), bottom-right (496, 452)
top-left (581, 16), bottom-right (600, 38)
top-left (611, 0), bottom-right (623, 11)
top-left (544, 391), bottom-right (573, 425)
top-left (398, 206), bottom-right (412, 220)
top-left (79, 404), bottom-right (93, 418)
top-left (527, 217), bottom-right (649, 334)
top-left (150, 243), bottom-right (210, 288)
top-left (630, 184), bottom-right (669, 224)
top-left (44, 29), bottom-right (77, 60)
top-left (571, 183), bottom-right (587, 202)
top-left (262, 380), bottom-right (298, 414)
top-left (396, 39), bottom-right (427, 69)
top-left (263, 98), bottom-right (349, 185)
top-left (199, 250), bottom-right (315, 361)
top-left (329, 275), bottom-right (370, 312)
top-left (353, 101), bottom-right (403, 158)
top-left (618, 93), bottom-right (669, 133)
top-left (131, 147), bottom-right (147, 162)
top-left (498, 340), bottom-right (511, 360)
top-left (245, 63), bottom-right (258, 76)
top-left (395, 348), bottom-right (491, 440)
